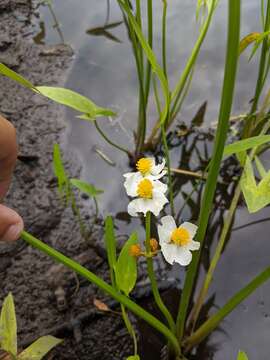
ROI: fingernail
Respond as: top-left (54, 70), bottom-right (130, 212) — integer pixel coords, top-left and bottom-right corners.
top-left (1, 223), bottom-right (23, 242)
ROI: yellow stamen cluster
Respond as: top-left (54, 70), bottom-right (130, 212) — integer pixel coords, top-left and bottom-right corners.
top-left (136, 158), bottom-right (152, 175)
top-left (137, 179), bottom-right (153, 199)
top-left (129, 244), bottom-right (142, 257)
top-left (171, 227), bottom-right (190, 246)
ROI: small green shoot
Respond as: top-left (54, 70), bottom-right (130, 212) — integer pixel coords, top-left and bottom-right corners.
top-left (240, 155), bottom-right (270, 213)
top-left (115, 232), bottom-right (139, 296)
top-left (0, 293), bottom-right (61, 359)
top-left (237, 351), bottom-right (249, 360)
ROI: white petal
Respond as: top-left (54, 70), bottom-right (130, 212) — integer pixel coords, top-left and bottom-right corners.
top-left (181, 222), bottom-right (198, 239)
top-left (150, 190), bottom-right (168, 216)
top-left (123, 172), bottom-right (142, 197)
top-left (160, 215), bottom-right (176, 232)
top-left (153, 180), bottom-right (167, 194)
top-left (158, 224), bottom-right (171, 245)
top-left (152, 158), bottom-right (166, 176)
top-left (187, 240), bottom-right (200, 251)
top-left (174, 247), bottom-right (192, 266)
top-left (160, 243), bottom-right (179, 265)
top-left (147, 170), bottom-right (167, 181)
top-left (127, 198), bottom-right (145, 217)
top-left (123, 172), bottom-right (134, 179)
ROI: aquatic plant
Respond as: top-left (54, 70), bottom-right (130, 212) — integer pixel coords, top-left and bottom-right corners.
top-left (1, 0), bottom-right (270, 359)
top-left (0, 293), bottom-right (61, 359)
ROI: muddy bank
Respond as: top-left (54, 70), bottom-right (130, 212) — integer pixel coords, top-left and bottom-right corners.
top-left (0, 1), bottom-right (132, 358)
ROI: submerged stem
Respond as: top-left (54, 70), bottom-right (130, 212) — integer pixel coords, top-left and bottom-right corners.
top-left (94, 120), bottom-right (130, 155)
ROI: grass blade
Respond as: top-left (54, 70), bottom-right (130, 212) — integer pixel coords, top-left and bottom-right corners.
top-left (185, 266), bottom-right (270, 349)
top-left (176, 0), bottom-right (241, 342)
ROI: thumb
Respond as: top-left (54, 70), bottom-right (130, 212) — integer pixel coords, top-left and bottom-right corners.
top-left (0, 204), bottom-right (24, 242)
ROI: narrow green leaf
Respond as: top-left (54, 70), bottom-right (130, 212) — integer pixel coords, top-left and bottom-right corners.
top-left (0, 293), bottom-right (17, 356)
top-left (18, 335), bottom-right (62, 360)
top-left (70, 178), bottom-right (103, 197)
top-left (177, 0), bottom-right (241, 342)
top-left (223, 135), bottom-right (270, 157)
top-left (53, 144), bottom-right (68, 197)
top-left (186, 266), bottom-right (270, 348)
top-left (0, 63), bottom-right (35, 90)
top-left (118, 1), bottom-right (169, 124)
top-left (237, 351), bottom-right (248, 360)
top-left (115, 232), bottom-right (138, 296)
top-left (105, 216), bottom-right (117, 287)
top-left (255, 155), bottom-right (267, 178)
top-left (36, 86), bottom-right (115, 119)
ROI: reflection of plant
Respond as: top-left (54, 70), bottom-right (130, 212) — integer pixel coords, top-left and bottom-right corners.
top-left (0, 293), bottom-right (61, 359)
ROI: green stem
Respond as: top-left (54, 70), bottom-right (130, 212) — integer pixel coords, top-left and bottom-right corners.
top-left (94, 120), bottom-right (130, 155)
top-left (119, 1), bottom-right (146, 154)
top-left (189, 184), bottom-right (241, 331)
top-left (145, 0), bottom-right (153, 105)
top-left (121, 304), bottom-right (138, 355)
top-left (250, 0), bottom-right (270, 115)
top-left (162, 0), bottom-right (168, 78)
top-left (161, 126), bottom-right (175, 216)
top-left (176, 0), bottom-right (241, 343)
top-left (185, 265), bottom-right (270, 350)
top-left (21, 230), bottom-right (180, 356)
top-left (145, 212), bottom-right (177, 335)
top-left (70, 188), bottom-right (87, 240)
top-left (168, 0), bottom-right (216, 128)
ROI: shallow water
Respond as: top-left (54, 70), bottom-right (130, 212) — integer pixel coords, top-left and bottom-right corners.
top-left (35, 1), bottom-right (270, 359)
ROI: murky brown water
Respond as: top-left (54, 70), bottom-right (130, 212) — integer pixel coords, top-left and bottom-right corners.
top-left (35, 1), bottom-right (270, 358)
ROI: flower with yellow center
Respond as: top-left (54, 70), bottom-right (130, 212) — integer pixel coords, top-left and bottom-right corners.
top-left (137, 179), bottom-right (153, 199)
top-left (124, 176), bottom-right (168, 217)
top-left (136, 157), bottom-right (166, 177)
top-left (158, 215), bottom-right (200, 266)
top-left (124, 158), bottom-right (166, 199)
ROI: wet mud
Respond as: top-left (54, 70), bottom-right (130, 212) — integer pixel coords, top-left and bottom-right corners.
top-left (0, 1), bottom-right (133, 359)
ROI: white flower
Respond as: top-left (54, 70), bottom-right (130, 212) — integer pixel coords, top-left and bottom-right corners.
top-left (125, 176), bottom-right (168, 217)
top-left (158, 215), bottom-right (200, 266)
top-left (124, 157), bottom-right (166, 185)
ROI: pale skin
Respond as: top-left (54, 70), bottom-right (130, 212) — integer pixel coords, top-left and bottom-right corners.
top-left (0, 114), bottom-right (24, 242)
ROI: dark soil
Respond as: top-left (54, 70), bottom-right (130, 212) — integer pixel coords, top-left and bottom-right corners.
top-left (0, 1), bottom-right (133, 358)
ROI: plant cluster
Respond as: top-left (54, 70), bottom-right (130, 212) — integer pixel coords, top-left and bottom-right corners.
top-left (1, 0), bottom-right (270, 359)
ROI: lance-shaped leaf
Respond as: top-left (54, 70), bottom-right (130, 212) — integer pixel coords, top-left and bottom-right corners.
top-left (18, 335), bottom-right (62, 360)
top-left (240, 156), bottom-right (270, 213)
top-left (0, 62), bottom-right (35, 90)
top-left (237, 351), bottom-right (248, 360)
top-left (36, 86), bottom-right (116, 119)
top-left (0, 293), bottom-right (17, 357)
top-left (115, 232), bottom-right (138, 296)
top-left (223, 135), bottom-right (270, 158)
top-left (70, 178), bottom-right (103, 198)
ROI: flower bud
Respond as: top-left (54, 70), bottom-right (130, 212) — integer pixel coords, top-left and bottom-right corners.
top-left (129, 244), bottom-right (142, 257)
top-left (150, 238), bottom-right (159, 252)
